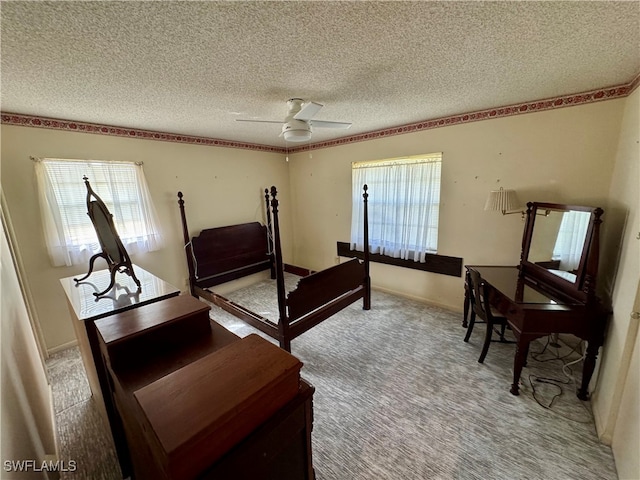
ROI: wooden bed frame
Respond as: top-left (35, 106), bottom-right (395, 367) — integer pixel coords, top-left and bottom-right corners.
top-left (178, 185), bottom-right (371, 351)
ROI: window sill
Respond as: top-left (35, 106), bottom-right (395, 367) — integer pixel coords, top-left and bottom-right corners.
top-left (336, 242), bottom-right (462, 277)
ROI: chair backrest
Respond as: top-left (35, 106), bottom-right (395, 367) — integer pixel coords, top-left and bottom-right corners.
top-left (468, 269), bottom-right (492, 322)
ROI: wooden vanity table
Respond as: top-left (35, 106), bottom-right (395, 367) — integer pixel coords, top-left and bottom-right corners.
top-left (464, 202), bottom-right (610, 400)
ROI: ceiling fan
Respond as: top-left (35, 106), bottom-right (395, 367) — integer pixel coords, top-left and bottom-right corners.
top-left (236, 98), bottom-right (352, 143)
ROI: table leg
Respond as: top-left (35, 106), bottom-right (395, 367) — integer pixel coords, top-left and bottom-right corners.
top-left (510, 338), bottom-right (530, 396)
top-left (577, 341), bottom-right (600, 400)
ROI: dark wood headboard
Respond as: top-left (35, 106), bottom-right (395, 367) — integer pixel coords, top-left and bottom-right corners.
top-left (191, 222), bottom-right (272, 288)
top-left (178, 192), bottom-right (275, 292)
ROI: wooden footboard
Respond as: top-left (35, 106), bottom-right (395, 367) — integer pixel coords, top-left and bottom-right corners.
top-left (288, 286), bottom-right (365, 339)
top-left (287, 258), bottom-right (366, 321)
top-left (285, 258), bottom-right (367, 340)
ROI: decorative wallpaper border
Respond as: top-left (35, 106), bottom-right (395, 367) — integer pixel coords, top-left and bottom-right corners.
top-left (0, 115), bottom-right (284, 153)
top-left (289, 74), bottom-right (640, 153)
top-left (2, 73), bottom-right (638, 155)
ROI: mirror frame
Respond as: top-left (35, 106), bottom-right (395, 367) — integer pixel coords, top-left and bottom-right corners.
top-left (519, 201), bottom-right (603, 303)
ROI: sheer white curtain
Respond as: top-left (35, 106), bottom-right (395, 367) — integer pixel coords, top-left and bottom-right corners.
top-left (552, 210), bottom-right (591, 271)
top-left (35, 158), bottom-right (163, 267)
top-left (350, 154), bottom-right (441, 262)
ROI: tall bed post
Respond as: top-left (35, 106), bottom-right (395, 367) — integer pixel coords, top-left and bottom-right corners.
top-left (177, 192), bottom-right (197, 297)
top-left (363, 184), bottom-right (371, 310)
top-left (264, 188), bottom-right (276, 279)
top-left (269, 186), bottom-right (291, 352)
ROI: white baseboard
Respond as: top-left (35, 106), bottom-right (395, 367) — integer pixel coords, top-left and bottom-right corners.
top-left (47, 339), bottom-right (78, 355)
top-left (371, 285), bottom-right (462, 314)
top-left (591, 393), bottom-right (613, 445)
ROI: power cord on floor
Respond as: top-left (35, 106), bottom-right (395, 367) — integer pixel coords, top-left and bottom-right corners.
top-left (527, 335), bottom-right (593, 423)
top-left (529, 374), bottom-right (565, 409)
top-left (530, 335), bottom-right (584, 363)
top-left (528, 372), bottom-right (594, 423)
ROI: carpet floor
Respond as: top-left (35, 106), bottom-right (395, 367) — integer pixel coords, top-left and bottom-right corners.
top-left (46, 275), bottom-right (618, 479)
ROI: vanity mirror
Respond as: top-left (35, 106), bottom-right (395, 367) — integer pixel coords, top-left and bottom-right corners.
top-left (73, 176), bottom-right (141, 298)
top-left (519, 201), bottom-right (603, 302)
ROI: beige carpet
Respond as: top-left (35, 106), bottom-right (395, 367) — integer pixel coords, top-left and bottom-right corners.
top-left (47, 277), bottom-right (617, 479)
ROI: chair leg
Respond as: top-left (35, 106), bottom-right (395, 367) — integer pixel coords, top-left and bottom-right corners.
top-left (499, 322), bottom-right (507, 342)
top-left (464, 311), bottom-right (476, 342)
top-left (478, 317), bottom-right (493, 363)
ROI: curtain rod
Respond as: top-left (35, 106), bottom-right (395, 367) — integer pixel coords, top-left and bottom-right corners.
top-left (29, 156), bottom-right (143, 166)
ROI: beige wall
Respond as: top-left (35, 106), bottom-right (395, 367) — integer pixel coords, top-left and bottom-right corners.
top-left (287, 99), bottom-right (624, 309)
top-left (1, 126), bottom-right (292, 351)
top-left (612, 312), bottom-right (640, 480)
top-left (592, 87), bottom-right (639, 479)
top-left (1, 209), bottom-right (58, 479)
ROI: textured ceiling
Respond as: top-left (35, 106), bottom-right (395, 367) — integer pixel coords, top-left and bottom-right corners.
top-left (1, 1), bottom-right (639, 149)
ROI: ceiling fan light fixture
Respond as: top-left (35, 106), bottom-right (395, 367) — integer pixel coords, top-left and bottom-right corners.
top-left (283, 128), bottom-right (312, 142)
top-left (281, 119), bottom-right (311, 142)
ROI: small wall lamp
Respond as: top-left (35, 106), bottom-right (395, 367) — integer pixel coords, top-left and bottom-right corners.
top-left (484, 187), bottom-right (524, 218)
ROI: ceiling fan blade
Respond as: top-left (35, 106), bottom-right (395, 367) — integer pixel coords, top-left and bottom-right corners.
top-left (310, 120), bottom-right (352, 129)
top-left (293, 101), bottom-right (323, 121)
top-left (236, 119), bottom-right (282, 124)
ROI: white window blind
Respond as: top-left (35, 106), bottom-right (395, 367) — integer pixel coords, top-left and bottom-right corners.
top-left (350, 153), bottom-right (442, 262)
top-left (35, 158), bottom-right (163, 267)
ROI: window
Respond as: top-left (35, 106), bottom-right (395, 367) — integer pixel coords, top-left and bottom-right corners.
top-left (35, 158), bottom-right (163, 267)
top-left (350, 153), bottom-right (442, 262)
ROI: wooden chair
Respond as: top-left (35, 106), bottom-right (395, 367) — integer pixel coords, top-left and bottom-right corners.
top-left (463, 269), bottom-right (513, 363)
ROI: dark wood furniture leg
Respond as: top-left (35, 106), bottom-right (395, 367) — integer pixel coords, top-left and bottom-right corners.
top-left (463, 311), bottom-right (476, 343)
top-left (510, 334), bottom-right (534, 396)
top-left (362, 184), bottom-right (371, 312)
top-left (478, 314), bottom-right (493, 364)
top-left (462, 269), bottom-right (470, 328)
top-left (578, 340), bottom-right (601, 400)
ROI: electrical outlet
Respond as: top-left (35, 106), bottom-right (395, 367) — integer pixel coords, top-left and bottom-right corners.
top-left (335, 256), bottom-right (340, 264)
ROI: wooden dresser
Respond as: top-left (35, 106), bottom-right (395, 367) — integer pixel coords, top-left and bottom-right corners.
top-left (94, 294), bottom-right (315, 479)
top-left (60, 265), bottom-right (180, 475)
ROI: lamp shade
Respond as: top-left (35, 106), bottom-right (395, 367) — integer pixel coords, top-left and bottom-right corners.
top-left (484, 188), bottom-right (520, 213)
